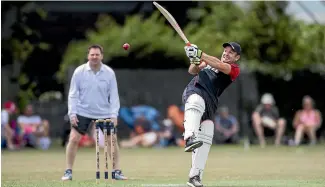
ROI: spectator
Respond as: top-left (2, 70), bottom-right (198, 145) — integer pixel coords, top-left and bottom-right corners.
top-left (252, 93), bottom-right (286, 147)
top-left (158, 105), bottom-right (185, 147)
top-left (158, 119), bottom-right (174, 147)
top-left (214, 106), bottom-right (239, 144)
top-left (119, 105), bottom-right (161, 136)
top-left (1, 101), bottom-right (17, 150)
top-left (17, 104), bottom-right (51, 150)
top-left (292, 96), bottom-right (322, 145)
top-left (119, 116), bottom-right (159, 148)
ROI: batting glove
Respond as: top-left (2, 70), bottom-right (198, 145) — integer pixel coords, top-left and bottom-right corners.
top-left (184, 44), bottom-right (203, 60)
top-left (190, 57), bottom-right (202, 65)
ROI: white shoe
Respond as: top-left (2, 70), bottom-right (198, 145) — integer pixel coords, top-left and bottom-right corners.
top-left (187, 175), bottom-right (203, 187)
top-left (61, 169), bottom-right (72, 181)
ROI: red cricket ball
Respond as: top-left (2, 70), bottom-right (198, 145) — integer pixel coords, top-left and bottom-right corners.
top-left (123, 43), bottom-right (130, 50)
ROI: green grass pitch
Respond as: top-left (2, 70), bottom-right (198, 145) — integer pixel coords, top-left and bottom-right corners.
top-left (2, 144), bottom-right (325, 187)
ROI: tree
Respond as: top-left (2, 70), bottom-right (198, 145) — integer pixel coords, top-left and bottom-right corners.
top-left (58, 1), bottom-right (325, 81)
top-left (239, 1), bottom-right (325, 77)
top-left (188, 1), bottom-right (325, 78)
top-left (57, 2), bottom-right (247, 81)
top-left (2, 2), bottom-right (50, 109)
top-left (57, 12), bottom-right (189, 81)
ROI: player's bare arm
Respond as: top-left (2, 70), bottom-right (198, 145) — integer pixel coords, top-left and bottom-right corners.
top-left (201, 53), bottom-right (231, 74)
top-left (188, 63), bottom-right (201, 75)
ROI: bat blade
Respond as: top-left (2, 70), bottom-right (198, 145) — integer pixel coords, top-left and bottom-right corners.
top-left (153, 2), bottom-right (190, 46)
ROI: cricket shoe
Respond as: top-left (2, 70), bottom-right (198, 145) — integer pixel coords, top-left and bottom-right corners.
top-left (187, 175), bottom-right (203, 187)
top-left (113, 170), bottom-right (128, 180)
top-left (61, 169), bottom-right (72, 181)
top-left (184, 134), bottom-right (203, 152)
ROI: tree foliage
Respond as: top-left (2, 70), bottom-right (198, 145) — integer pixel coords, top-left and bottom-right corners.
top-left (2, 2), bottom-right (50, 63)
top-left (238, 2), bottom-right (325, 77)
top-left (58, 1), bottom-right (325, 81)
top-left (57, 11), bottom-right (187, 81)
top-left (1, 2), bottom-right (50, 109)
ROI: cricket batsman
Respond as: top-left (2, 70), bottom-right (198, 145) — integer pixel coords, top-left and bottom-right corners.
top-left (61, 44), bottom-right (127, 181)
top-left (182, 42), bottom-right (241, 187)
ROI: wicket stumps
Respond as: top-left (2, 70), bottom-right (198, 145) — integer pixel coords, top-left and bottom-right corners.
top-left (94, 119), bottom-right (116, 184)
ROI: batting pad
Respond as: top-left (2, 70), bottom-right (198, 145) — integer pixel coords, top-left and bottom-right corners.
top-left (190, 120), bottom-right (214, 179)
top-left (183, 94), bottom-right (205, 140)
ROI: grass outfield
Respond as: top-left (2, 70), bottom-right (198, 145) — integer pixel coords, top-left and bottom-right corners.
top-left (2, 144), bottom-right (325, 187)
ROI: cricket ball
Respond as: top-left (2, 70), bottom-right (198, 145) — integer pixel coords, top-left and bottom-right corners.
top-left (123, 43), bottom-right (130, 50)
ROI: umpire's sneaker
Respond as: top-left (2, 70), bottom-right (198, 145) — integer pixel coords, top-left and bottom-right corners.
top-left (61, 169), bottom-right (72, 181)
top-left (184, 134), bottom-right (203, 152)
top-left (187, 175), bottom-right (203, 187)
top-left (113, 170), bottom-right (128, 180)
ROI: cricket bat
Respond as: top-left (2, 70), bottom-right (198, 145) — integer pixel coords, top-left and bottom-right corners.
top-left (153, 2), bottom-right (191, 46)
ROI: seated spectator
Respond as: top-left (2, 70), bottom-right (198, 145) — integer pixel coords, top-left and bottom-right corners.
top-left (120, 116), bottom-right (159, 148)
top-left (1, 101), bottom-right (17, 150)
top-left (214, 106), bottom-right (239, 144)
top-left (158, 105), bottom-right (185, 147)
top-left (252, 93), bottom-right (286, 147)
top-left (292, 96), bottom-right (322, 146)
top-left (119, 105), bottom-right (160, 132)
top-left (17, 104), bottom-right (51, 150)
top-left (158, 119), bottom-right (174, 147)
top-left (119, 104), bottom-right (161, 140)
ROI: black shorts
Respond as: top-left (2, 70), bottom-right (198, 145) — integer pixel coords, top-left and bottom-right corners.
top-left (182, 81), bottom-right (218, 121)
top-left (73, 114), bottom-right (116, 135)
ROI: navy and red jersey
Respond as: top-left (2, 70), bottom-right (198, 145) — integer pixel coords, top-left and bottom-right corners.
top-left (182, 63), bottom-right (240, 121)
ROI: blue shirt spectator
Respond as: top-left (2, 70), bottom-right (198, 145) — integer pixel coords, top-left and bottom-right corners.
top-left (119, 105), bottom-right (160, 131)
top-left (214, 106), bottom-right (239, 144)
top-left (215, 115), bottom-right (237, 130)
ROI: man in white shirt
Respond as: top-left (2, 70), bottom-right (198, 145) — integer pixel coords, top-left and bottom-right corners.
top-left (17, 104), bottom-right (51, 150)
top-left (62, 44), bottom-right (127, 181)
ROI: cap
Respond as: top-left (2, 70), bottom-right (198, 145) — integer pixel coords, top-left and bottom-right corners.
top-left (261, 93), bottom-right (275, 105)
top-left (222, 42), bottom-right (241, 55)
top-left (3, 101), bottom-right (16, 113)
